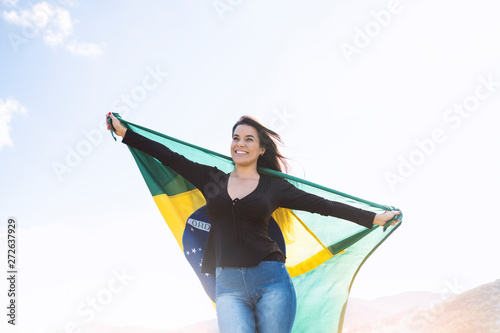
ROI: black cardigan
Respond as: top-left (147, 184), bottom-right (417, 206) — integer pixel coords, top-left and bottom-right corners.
top-left (122, 129), bottom-right (376, 274)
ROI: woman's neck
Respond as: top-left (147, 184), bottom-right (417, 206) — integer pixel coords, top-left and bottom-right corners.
top-left (231, 165), bottom-right (259, 179)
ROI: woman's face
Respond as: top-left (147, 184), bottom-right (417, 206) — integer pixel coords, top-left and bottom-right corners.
top-left (231, 124), bottom-right (265, 167)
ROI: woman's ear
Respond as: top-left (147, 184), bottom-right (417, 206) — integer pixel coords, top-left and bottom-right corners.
top-left (260, 148), bottom-right (266, 156)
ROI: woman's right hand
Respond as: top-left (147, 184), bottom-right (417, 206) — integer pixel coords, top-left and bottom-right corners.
top-left (106, 112), bottom-right (127, 137)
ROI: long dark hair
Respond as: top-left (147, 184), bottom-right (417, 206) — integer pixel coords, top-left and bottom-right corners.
top-left (232, 116), bottom-right (289, 173)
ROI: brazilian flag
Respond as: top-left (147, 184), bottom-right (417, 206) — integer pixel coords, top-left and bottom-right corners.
top-left (111, 114), bottom-right (402, 333)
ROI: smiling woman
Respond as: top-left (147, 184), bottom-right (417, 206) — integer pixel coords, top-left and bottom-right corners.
top-left (228, 117), bottom-right (281, 200)
top-left (105, 113), bottom-right (400, 333)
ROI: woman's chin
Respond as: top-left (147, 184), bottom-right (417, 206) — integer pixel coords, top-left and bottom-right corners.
top-left (232, 156), bottom-right (256, 166)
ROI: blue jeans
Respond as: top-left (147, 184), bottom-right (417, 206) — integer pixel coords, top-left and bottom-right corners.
top-left (215, 261), bottom-right (296, 333)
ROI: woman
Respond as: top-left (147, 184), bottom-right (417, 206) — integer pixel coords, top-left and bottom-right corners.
top-left (106, 113), bottom-right (400, 333)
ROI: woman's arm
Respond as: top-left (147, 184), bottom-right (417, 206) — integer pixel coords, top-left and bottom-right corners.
top-left (106, 113), bottom-right (220, 192)
top-left (276, 178), bottom-right (400, 229)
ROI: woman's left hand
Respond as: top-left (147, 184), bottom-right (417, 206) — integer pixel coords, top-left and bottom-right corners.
top-left (373, 210), bottom-right (401, 227)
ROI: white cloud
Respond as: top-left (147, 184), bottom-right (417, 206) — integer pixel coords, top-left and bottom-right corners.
top-left (0, 98), bottom-right (27, 150)
top-left (3, 2), bottom-right (55, 28)
top-left (0, 0), bottom-right (18, 6)
top-left (3, 2), bottom-right (72, 46)
top-left (42, 5), bottom-right (73, 46)
top-left (2, 1), bottom-right (104, 56)
top-left (66, 40), bottom-right (105, 57)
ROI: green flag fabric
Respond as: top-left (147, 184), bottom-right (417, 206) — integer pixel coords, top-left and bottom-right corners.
top-left (111, 113), bottom-right (402, 332)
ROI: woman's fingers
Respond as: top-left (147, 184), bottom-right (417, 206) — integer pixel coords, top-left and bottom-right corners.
top-left (105, 112), bottom-right (126, 137)
top-left (106, 113), bottom-right (117, 131)
top-left (374, 210), bottom-right (401, 227)
top-left (106, 114), bottom-right (112, 130)
top-left (389, 211), bottom-right (401, 225)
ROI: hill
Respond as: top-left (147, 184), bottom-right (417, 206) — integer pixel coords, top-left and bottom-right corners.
top-left (343, 290), bottom-right (440, 330)
top-left (344, 279), bottom-right (500, 333)
top-left (78, 280), bottom-right (500, 332)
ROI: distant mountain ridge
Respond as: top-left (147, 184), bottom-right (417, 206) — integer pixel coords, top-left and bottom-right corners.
top-left (343, 290), bottom-right (440, 330)
top-left (81, 280), bottom-right (500, 332)
top-left (344, 279), bottom-right (500, 333)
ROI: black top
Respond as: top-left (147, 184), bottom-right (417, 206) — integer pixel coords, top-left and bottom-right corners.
top-left (122, 129), bottom-right (376, 274)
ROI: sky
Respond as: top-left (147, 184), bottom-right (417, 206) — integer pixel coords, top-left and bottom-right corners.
top-left (1, 0), bottom-right (500, 332)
